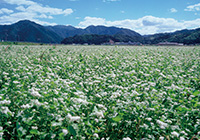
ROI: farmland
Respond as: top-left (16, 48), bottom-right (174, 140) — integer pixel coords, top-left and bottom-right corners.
top-left (0, 45), bottom-right (199, 140)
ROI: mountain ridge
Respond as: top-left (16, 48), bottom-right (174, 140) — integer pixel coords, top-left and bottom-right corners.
top-left (47, 24), bottom-right (141, 39)
top-left (0, 20), bottom-right (200, 44)
top-left (0, 20), bottom-right (63, 43)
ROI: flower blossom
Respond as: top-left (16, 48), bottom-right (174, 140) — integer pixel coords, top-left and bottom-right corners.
top-left (156, 120), bottom-right (168, 129)
top-left (67, 113), bottom-right (81, 122)
top-left (0, 100), bottom-right (11, 105)
top-left (62, 129), bottom-right (68, 136)
top-left (123, 137), bottom-right (131, 140)
top-left (171, 131), bottom-right (179, 137)
top-left (30, 89), bottom-right (42, 97)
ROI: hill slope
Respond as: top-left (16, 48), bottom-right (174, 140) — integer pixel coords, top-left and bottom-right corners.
top-left (145, 28), bottom-right (200, 45)
top-left (47, 25), bottom-right (141, 38)
top-left (0, 20), bottom-right (62, 43)
top-left (61, 34), bottom-right (143, 45)
top-left (0, 20), bottom-right (200, 44)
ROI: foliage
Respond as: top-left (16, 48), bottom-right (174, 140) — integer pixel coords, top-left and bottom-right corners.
top-left (145, 28), bottom-right (200, 45)
top-left (0, 41), bottom-right (45, 46)
top-left (61, 34), bottom-right (116, 45)
top-left (61, 34), bottom-right (143, 45)
top-left (0, 45), bottom-right (200, 140)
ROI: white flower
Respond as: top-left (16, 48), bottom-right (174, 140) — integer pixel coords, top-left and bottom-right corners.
top-left (171, 131), bottom-right (179, 137)
top-left (0, 126), bottom-right (3, 139)
top-left (13, 81), bottom-right (20, 84)
top-left (21, 104), bottom-right (31, 109)
top-left (94, 118), bottom-right (99, 123)
top-left (123, 137), bottom-right (131, 140)
top-left (32, 126), bottom-right (38, 129)
top-left (32, 99), bottom-right (42, 106)
top-left (51, 134), bottom-right (56, 139)
top-left (180, 137), bottom-right (185, 140)
top-left (3, 72), bottom-right (9, 75)
top-left (73, 98), bottom-right (89, 105)
top-left (67, 113), bottom-right (81, 122)
top-left (97, 104), bottom-right (107, 110)
top-left (45, 79), bottom-right (50, 82)
top-left (166, 120), bottom-right (172, 124)
top-left (0, 100), bottom-right (11, 105)
top-left (52, 122), bottom-right (62, 126)
top-left (95, 94), bottom-right (101, 98)
top-left (62, 129), bottom-right (68, 136)
top-left (146, 118), bottom-right (152, 121)
top-left (1, 106), bottom-right (13, 116)
top-left (159, 136), bottom-right (164, 140)
top-left (156, 120), bottom-right (168, 129)
top-left (30, 89), bottom-right (42, 97)
top-left (95, 111), bottom-right (104, 118)
top-left (54, 90), bottom-right (58, 95)
top-left (160, 73), bottom-right (166, 78)
top-left (93, 133), bottom-right (99, 138)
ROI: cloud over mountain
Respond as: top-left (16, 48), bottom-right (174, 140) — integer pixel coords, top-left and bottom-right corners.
top-left (78, 16), bottom-right (200, 35)
top-left (0, 0), bottom-right (73, 25)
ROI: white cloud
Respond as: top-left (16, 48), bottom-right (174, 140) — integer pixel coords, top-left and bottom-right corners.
top-left (38, 14), bottom-right (53, 19)
top-left (0, 11), bottom-right (37, 24)
top-left (120, 10), bottom-right (125, 14)
top-left (0, 8), bottom-right (13, 14)
top-left (11, 2), bottom-right (73, 16)
top-left (16, 6), bottom-right (26, 11)
top-left (79, 17), bottom-right (106, 27)
top-left (63, 9), bottom-right (73, 16)
top-left (0, 0), bottom-right (73, 25)
top-left (3, 0), bottom-right (36, 6)
top-left (78, 16), bottom-right (200, 35)
top-left (170, 8), bottom-right (177, 13)
top-left (185, 3), bottom-right (200, 11)
top-left (0, 11), bottom-right (57, 25)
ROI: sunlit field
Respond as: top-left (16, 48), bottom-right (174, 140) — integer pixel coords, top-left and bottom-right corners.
top-left (0, 45), bottom-right (199, 140)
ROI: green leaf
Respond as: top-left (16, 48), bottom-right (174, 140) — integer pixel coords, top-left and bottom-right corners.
top-left (193, 90), bottom-right (199, 96)
top-left (68, 125), bottom-right (77, 136)
top-left (30, 129), bottom-right (39, 135)
top-left (112, 115), bottom-right (122, 122)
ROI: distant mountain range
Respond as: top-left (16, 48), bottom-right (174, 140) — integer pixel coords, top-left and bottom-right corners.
top-left (47, 24), bottom-right (141, 39)
top-left (0, 20), bottom-right (62, 43)
top-left (144, 28), bottom-right (200, 45)
top-left (0, 20), bottom-right (200, 45)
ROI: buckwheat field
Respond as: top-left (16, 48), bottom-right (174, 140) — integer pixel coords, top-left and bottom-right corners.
top-left (0, 45), bottom-right (199, 140)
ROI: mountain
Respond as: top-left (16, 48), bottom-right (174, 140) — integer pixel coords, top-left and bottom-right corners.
top-left (0, 20), bottom-right (62, 43)
top-left (47, 25), bottom-right (141, 38)
top-left (61, 34), bottom-right (143, 45)
top-left (0, 20), bottom-right (141, 44)
top-left (61, 34), bottom-right (117, 45)
top-left (145, 28), bottom-right (200, 45)
top-left (84, 25), bottom-right (141, 37)
top-left (0, 20), bottom-right (199, 44)
top-left (46, 25), bottom-right (85, 39)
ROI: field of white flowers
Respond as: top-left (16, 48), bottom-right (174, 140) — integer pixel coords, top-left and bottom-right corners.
top-left (0, 45), bottom-right (199, 140)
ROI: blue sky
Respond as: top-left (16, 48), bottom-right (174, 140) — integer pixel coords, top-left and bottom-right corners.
top-left (0, 0), bottom-right (200, 34)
